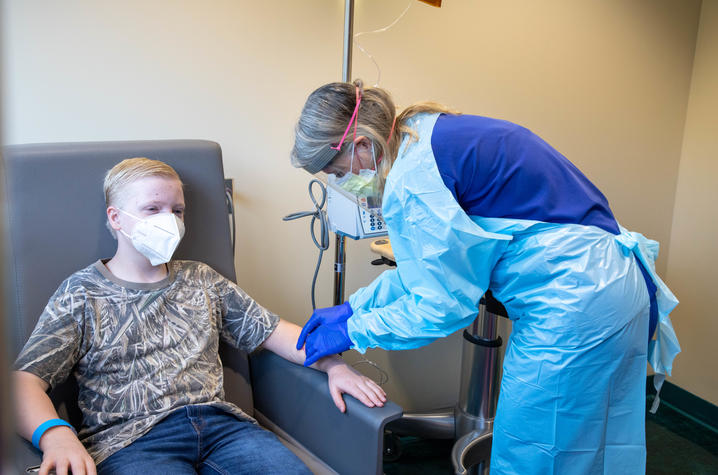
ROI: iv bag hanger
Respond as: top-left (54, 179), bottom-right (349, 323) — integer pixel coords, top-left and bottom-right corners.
top-left (333, 0), bottom-right (353, 305)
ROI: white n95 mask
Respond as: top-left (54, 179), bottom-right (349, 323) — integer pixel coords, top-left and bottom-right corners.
top-left (119, 210), bottom-right (185, 265)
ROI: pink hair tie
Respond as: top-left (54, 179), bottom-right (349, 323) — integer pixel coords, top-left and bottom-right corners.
top-left (375, 115), bottom-right (398, 165)
top-left (331, 86), bottom-right (362, 151)
top-left (388, 115), bottom-right (397, 142)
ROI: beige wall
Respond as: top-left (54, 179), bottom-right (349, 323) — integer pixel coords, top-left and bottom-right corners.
top-left (1, 1), bottom-right (705, 410)
top-left (665, 0), bottom-right (718, 405)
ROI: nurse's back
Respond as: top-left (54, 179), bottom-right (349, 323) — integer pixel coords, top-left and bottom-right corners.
top-left (430, 114), bottom-right (619, 235)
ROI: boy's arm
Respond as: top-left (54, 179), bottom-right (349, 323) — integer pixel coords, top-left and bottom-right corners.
top-left (261, 319), bottom-right (387, 412)
top-left (14, 371), bottom-right (96, 475)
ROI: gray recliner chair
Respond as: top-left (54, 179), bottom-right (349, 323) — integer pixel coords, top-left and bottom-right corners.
top-left (2, 140), bottom-right (402, 474)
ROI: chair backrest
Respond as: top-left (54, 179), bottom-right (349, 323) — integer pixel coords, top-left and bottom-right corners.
top-left (3, 140), bottom-right (253, 424)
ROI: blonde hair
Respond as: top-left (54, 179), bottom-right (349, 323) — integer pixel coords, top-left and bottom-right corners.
top-left (291, 79), bottom-right (457, 189)
top-left (104, 157), bottom-right (182, 238)
top-left (104, 157), bottom-right (182, 207)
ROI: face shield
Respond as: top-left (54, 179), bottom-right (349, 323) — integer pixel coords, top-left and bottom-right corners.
top-left (325, 141), bottom-right (383, 216)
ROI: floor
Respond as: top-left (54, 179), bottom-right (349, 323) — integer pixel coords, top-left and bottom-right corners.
top-left (383, 399), bottom-right (718, 474)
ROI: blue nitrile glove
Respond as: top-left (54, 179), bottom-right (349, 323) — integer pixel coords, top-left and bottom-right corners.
top-left (303, 320), bottom-right (354, 366)
top-left (296, 301), bottom-right (353, 350)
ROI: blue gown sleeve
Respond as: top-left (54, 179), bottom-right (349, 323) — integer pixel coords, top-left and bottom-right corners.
top-left (347, 115), bottom-right (513, 352)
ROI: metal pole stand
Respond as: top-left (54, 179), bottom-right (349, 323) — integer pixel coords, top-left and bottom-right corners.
top-left (386, 291), bottom-right (508, 475)
top-left (451, 291), bottom-right (506, 474)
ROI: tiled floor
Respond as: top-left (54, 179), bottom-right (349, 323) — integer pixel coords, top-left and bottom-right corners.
top-left (383, 400), bottom-right (718, 474)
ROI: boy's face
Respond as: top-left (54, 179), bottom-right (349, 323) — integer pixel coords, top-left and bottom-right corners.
top-left (108, 176), bottom-right (185, 237)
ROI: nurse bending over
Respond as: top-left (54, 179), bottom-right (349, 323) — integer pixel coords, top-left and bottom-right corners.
top-left (291, 80), bottom-right (680, 475)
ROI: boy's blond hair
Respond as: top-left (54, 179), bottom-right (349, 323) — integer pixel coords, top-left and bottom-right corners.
top-left (104, 157), bottom-right (182, 207)
top-left (104, 158), bottom-right (182, 238)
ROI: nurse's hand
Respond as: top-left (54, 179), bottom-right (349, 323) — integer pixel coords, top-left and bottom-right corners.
top-left (296, 301), bottom-right (353, 350)
top-left (302, 320), bottom-right (354, 366)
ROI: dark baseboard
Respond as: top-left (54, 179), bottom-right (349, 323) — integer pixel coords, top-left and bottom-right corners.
top-left (647, 375), bottom-right (718, 432)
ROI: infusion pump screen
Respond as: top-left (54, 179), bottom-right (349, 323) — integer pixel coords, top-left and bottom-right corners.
top-left (365, 196), bottom-right (381, 209)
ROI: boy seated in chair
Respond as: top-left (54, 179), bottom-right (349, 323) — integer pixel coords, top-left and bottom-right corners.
top-left (13, 158), bottom-right (386, 475)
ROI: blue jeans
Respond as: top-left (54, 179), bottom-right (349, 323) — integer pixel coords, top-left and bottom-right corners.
top-left (97, 405), bottom-right (311, 475)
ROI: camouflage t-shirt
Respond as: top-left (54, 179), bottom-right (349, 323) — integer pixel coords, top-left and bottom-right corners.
top-left (14, 259), bottom-right (279, 464)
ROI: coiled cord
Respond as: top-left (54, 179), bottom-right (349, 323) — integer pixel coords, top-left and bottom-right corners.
top-left (283, 179), bottom-right (329, 310)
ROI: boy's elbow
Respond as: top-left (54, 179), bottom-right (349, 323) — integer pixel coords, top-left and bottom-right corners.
top-left (13, 370), bottom-right (50, 393)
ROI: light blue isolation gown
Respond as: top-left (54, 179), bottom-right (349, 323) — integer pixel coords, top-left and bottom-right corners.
top-left (346, 113), bottom-right (679, 474)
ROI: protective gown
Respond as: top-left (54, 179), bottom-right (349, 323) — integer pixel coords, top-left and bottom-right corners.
top-left (346, 113), bottom-right (679, 474)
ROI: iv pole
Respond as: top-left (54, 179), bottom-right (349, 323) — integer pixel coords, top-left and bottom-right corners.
top-left (333, 0), bottom-right (354, 305)
top-left (333, 3), bottom-right (501, 473)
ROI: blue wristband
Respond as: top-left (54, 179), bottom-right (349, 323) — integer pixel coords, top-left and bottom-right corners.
top-left (32, 418), bottom-right (75, 450)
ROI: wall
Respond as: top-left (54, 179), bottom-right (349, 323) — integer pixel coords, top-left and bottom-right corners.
top-left (665, 0), bottom-right (718, 405)
top-left (1, 0), bottom-right (702, 410)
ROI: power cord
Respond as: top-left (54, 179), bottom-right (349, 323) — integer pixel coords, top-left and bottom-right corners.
top-left (225, 184), bottom-right (236, 257)
top-left (283, 179), bottom-right (329, 310)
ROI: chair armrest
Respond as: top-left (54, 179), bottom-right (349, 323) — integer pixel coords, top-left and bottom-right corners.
top-left (13, 437), bottom-right (42, 473)
top-left (249, 349), bottom-right (403, 475)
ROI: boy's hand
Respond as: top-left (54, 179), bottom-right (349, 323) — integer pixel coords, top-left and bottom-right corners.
top-left (38, 426), bottom-right (96, 475)
top-left (325, 363), bottom-right (387, 413)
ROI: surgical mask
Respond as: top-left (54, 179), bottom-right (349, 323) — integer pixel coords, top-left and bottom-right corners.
top-left (331, 142), bottom-right (379, 198)
top-left (119, 209), bottom-right (185, 265)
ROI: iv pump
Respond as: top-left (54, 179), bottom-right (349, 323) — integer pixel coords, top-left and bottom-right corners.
top-left (326, 184), bottom-right (387, 240)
